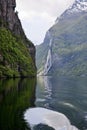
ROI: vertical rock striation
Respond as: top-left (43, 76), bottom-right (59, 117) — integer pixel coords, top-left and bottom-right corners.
top-left (0, 0), bottom-right (25, 37)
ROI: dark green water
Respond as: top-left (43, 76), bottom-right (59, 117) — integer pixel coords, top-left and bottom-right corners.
top-left (0, 78), bottom-right (36, 130)
top-left (0, 76), bottom-right (87, 130)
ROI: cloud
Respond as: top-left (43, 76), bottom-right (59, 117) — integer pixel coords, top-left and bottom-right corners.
top-left (17, 0), bottom-right (75, 18)
top-left (16, 0), bottom-right (75, 44)
top-left (20, 12), bottom-right (54, 44)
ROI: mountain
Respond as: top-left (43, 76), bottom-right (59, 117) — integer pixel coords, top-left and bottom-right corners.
top-left (36, 0), bottom-right (87, 76)
top-left (0, 0), bottom-right (36, 77)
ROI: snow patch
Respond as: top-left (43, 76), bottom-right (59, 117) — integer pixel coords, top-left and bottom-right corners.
top-left (68, 0), bottom-right (87, 13)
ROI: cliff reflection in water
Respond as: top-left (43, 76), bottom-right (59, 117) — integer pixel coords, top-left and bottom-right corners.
top-left (0, 78), bottom-right (36, 130)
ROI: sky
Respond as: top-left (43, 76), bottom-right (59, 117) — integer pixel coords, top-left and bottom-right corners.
top-left (16, 0), bottom-right (75, 45)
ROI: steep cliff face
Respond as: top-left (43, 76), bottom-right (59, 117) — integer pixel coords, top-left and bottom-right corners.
top-left (36, 0), bottom-right (87, 76)
top-left (0, 0), bottom-right (36, 77)
top-left (36, 31), bottom-right (50, 75)
top-left (0, 0), bottom-right (36, 62)
top-left (0, 0), bottom-right (24, 36)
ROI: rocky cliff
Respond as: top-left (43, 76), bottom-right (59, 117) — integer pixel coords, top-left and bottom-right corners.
top-left (36, 0), bottom-right (87, 76)
top-left (0, 0), bottom-right (36, 77)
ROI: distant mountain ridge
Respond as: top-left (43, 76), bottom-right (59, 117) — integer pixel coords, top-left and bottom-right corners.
top-left (36, 0), bottom-right (87, 76)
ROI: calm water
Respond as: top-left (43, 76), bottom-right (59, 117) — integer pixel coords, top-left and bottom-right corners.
top-left (0, 78), bottom-right (36, 130)
top-left (0, 76), bottom-right (87, 130)
top-left (35, 76), bottom-right (87, 130)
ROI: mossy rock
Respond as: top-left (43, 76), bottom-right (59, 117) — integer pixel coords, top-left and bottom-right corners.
top-left (0, 28), bottom-right (36, 78)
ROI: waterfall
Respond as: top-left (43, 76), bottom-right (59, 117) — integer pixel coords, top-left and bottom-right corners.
top-left (44, 39), bottom-right (52, 75)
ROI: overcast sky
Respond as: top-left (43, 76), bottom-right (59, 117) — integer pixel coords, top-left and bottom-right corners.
top-left (16, 0), bottom-right (75, 45)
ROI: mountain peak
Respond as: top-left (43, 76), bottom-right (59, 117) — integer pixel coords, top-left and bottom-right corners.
top-left (68, 0), bottom-right (87, 13)
top-left (36, 0), bottom-right (87, 77)
top-left (55, 0), bottom-right (87, 23)
top-left (76, 0), bottom-right (87, 2)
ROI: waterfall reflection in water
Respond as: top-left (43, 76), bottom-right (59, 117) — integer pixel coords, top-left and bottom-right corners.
top-left (35, 76), bottom-right (87, 130)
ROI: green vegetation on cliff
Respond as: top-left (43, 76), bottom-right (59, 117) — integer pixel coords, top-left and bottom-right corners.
top-left (0, 28), bottom-right (36, 77)
top-left (36, 12), bottom-right (87, 76)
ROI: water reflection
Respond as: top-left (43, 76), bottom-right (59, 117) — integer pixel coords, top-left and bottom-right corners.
top-left (24, 107), bottom-right (78, 130)
top-left (0, 78), bottom-right (36, 130)
top-left (36, 76), bottom-right (52, 109)
top-left (36, 76), bottom-right (87, 130)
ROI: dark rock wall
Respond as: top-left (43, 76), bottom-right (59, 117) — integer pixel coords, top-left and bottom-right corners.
top-left (0, 0), bottom-right (36, 64)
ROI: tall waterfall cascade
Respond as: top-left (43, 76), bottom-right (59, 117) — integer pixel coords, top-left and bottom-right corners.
top-left (44, 39), bottom-right (52, 75)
